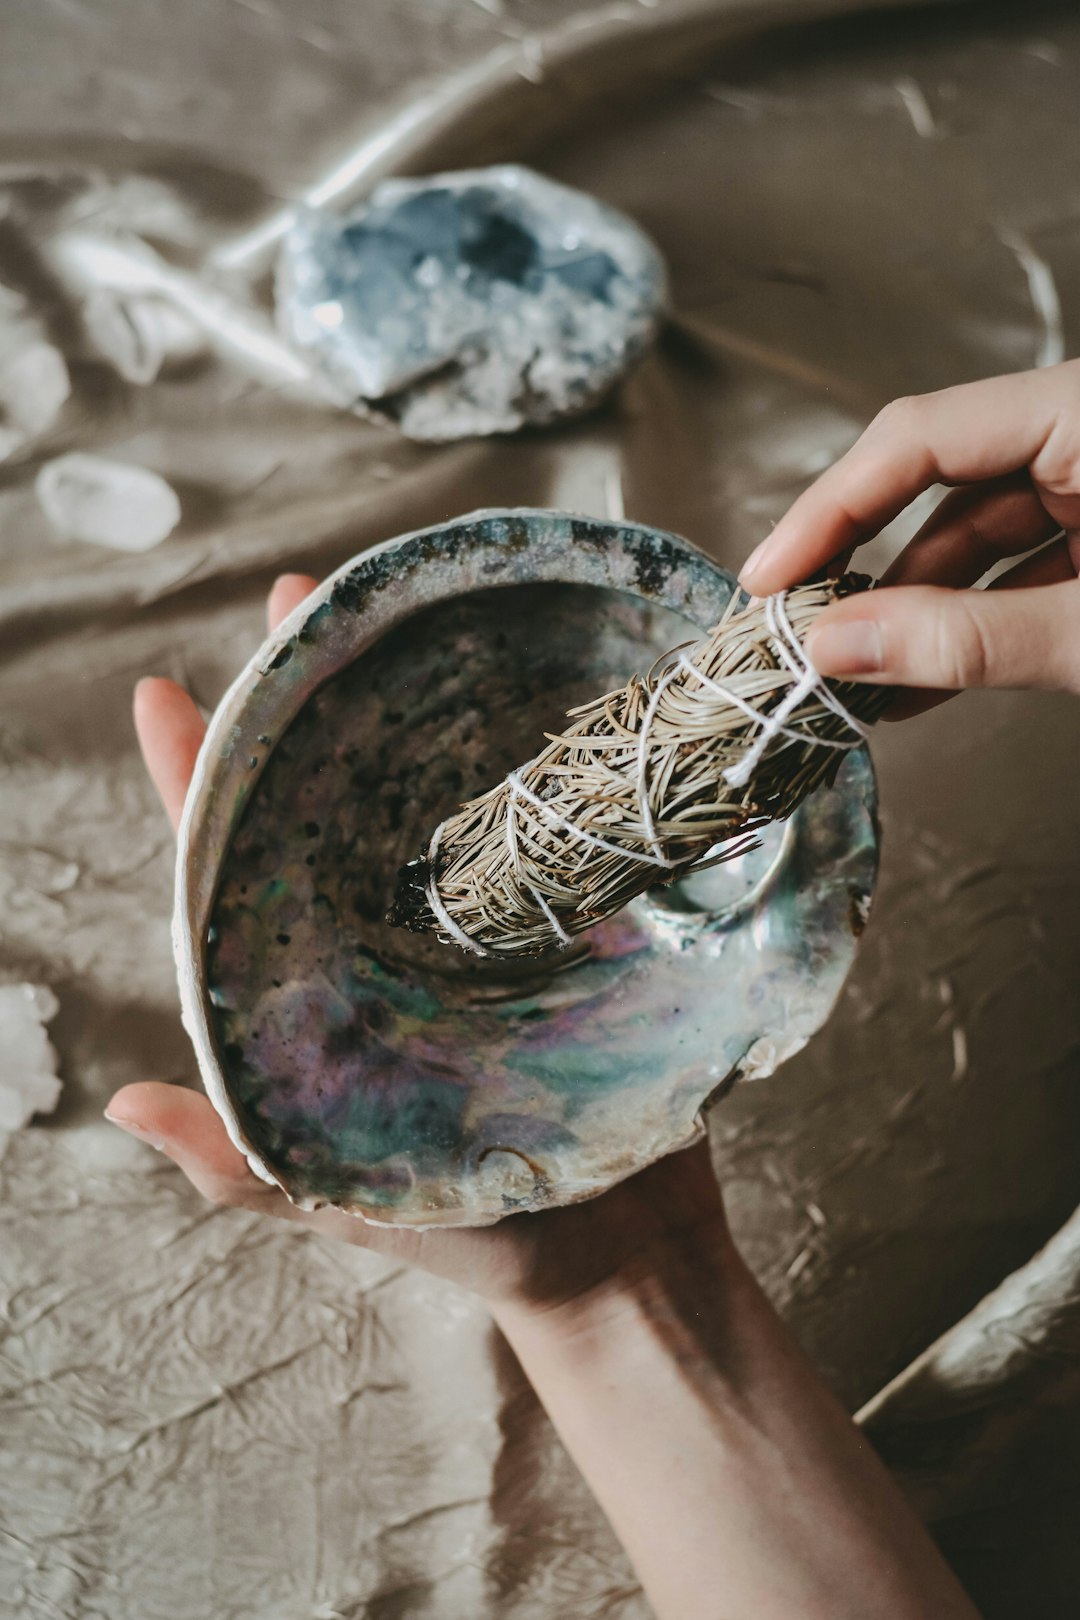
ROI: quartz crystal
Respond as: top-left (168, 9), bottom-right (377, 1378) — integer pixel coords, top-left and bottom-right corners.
top-left (36, 453), bottom-right (181, 551)
top-left (83, 289), bottom-right (206, 385)
top-left (0, 983), bottom-right (62, 1134)
top-left (275, 166), bottom-right (667, 440)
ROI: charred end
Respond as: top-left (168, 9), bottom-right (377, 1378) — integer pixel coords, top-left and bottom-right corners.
top-left (386, 855), bottom-right (438, 933)
top-left (833, 570), bottom-right (874, 599)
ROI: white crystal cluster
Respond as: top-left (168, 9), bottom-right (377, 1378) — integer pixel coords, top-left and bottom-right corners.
top-left (276, 166), bottom-right (668, 441)
top-left (0, 983), bottom-right (62, 1133)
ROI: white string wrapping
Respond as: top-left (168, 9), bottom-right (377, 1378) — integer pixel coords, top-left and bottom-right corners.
top-left (506, 768), bottom-right (673, 867)
top-left (505, 777), bottom-right (573, 947)
top-left (394, 577), bottom-right (888, 959)
top-left (423, 823), bottom-right (492, 957)
top-left (722, 592), bottom-right (869, 790)
top-left (635, 665), bottom-right (682, 866)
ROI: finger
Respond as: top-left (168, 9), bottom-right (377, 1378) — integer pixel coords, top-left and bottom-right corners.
top-left (107, 1083), bottom-right (341, 1227)
top-left (133, 678), bottom-right (207, 832)
top-left (105, 1083), bottom-right (425, 1256)
top-left (268, 573), bottom-right (318, 633)
top-left (881, 537), bottom-right (1079, 720)
top-left (882, 475), bottom-right (1060, 588)
top-left (806, 578), bottom-right (1080, 693)
top-left (740, 362), bottom-right (1080, 593)
top-left (107, 1081), bottom-right (261, 1186)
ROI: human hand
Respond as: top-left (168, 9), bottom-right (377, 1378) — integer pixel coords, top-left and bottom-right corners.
top-left (107, 580), bottom-right (982, 1620)
top-left (739, 363), bottom-right (1080, 715)
top-left (106, 573), bottom-right (733, 1322)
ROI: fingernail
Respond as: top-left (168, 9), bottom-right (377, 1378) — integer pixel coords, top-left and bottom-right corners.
top-left (105, 1110), bottom-right (166, 1152)
top-left (739, 536), bottom-right (774, 589)
top-left (806, 620), bottom-right (884, 676)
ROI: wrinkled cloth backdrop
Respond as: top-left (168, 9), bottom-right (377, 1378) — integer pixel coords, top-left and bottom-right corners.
top-left (2, 2), bottom-right (1080, 1617)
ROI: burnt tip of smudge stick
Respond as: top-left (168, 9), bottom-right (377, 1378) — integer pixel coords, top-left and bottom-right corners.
top-left (385, 856), bottom-right (438, 933)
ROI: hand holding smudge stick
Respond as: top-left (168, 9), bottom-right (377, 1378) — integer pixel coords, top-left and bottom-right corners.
top-left (388, 577), bottom-right (890, 958)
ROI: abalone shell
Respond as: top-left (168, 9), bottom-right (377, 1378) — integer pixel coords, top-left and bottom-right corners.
top-left (175, 511), bottom-right (878, 1226)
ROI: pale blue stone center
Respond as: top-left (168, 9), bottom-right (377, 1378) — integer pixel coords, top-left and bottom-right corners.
top-left (275, 165), bottom-right (667, 440)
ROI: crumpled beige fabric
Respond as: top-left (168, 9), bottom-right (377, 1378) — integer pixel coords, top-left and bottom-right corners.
top-left (2, 2), bottom-right (1080, 1616)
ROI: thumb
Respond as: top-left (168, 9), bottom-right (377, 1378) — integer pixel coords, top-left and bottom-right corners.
top-left (804, 581), bottom-right (1080, 695)
top-left (106, 1081), bottom-right (279, 1210)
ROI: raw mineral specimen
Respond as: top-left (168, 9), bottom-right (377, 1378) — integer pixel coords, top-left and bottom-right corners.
top-left (0, 983), bottom-right (62, 1134)
top-left (275, 166), bottom-right (667, 441)
top-left (36, 453), bottom-right (181, 551)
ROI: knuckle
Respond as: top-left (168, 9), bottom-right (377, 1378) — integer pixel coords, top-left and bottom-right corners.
top-left (1032, 422), bottom-right (1080, 495)
top-left (870, 395), bottom-right (921, 439)
top-left (200, 1169), bottom-right (262, 1212)
top-left (230, 1180), bottom-right (277, 1215)
top-left (1030, 368), bottom-right (1080, 493)
top-left (1049, 357), bottom-right (1080, 405)
top-left (204, 1176), bottom-right (239, 1210)
top-left (936, 599), bottom-right (992, 688)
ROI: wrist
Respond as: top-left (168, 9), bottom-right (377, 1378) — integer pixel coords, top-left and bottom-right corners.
top-left (491, 1206), bottom-right (747, 1361)
top-left (493, 1221), bottom-right (982, 1620)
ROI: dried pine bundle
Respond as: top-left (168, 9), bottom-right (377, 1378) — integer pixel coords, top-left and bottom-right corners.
top-left (388, 576), bottom-right (889, 957)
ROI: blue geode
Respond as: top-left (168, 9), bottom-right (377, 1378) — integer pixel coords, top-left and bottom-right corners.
top-left (275, 166), bottom-right (668, 441)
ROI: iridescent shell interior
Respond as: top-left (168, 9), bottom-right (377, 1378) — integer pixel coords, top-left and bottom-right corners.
top-left (175, 510), bottom-right (878, 1227)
